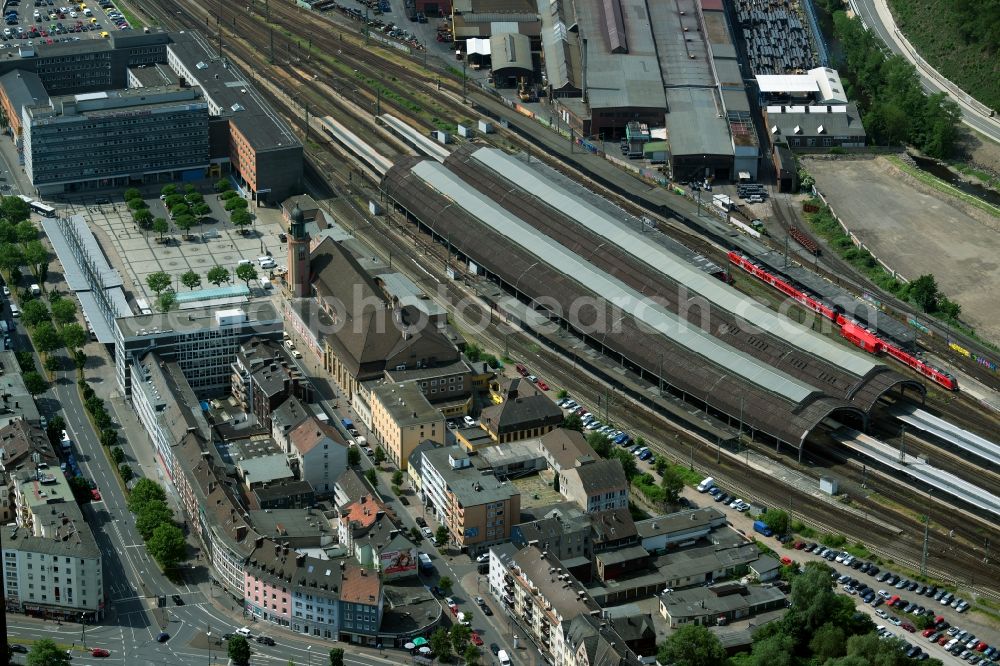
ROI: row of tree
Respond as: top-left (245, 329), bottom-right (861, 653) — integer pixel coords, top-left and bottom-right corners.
top-left (128, 478), bottom-right (188, 570)
top-left (143, 262), bottom-right (260, 312)
top-left (831, 10), bottom-right (961, 159)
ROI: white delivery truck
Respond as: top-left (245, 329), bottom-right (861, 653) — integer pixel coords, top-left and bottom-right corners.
top-left (696, 477), bottom-right (715, 493)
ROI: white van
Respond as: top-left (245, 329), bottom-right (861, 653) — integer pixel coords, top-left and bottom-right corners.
top-left (237, 259), bottom-right (253, 268)
top-left (498, 650), bottom-right (511, 666)
top-left (696, 477), bottom-right (715, 493)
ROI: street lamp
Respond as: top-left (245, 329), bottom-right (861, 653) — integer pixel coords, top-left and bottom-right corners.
top-left (207, 628), bottom-right (212, 666)
top-left (307, 645), bottom-right (312, 666)
top-left (80, 612), bottom-right (87, 648)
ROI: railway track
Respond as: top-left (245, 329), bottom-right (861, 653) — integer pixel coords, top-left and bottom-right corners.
top-left (133, 0), bottom-right (1000, 599)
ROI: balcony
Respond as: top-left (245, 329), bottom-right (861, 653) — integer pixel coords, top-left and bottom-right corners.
top-left (503, 594), bottom-right (514, 605)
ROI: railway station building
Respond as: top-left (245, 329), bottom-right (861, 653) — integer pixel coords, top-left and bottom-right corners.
top-left (379, 145), bottom-right (925, 459)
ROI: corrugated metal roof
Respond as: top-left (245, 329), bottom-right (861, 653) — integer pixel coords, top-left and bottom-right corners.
top-left (490, 32), bottom-right (533, 71)
top-left (664, 88), bottom-right (734, 157)
top-left (412, 159), bottom-right (817, 402)
top-left (471, 147), bottom-right (879, 378)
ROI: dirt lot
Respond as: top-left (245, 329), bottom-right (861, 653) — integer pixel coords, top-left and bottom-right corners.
top-left (804, 156), bottom-right (1000, 343)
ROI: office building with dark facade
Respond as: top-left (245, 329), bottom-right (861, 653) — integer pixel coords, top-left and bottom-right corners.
top-left (0, 30), bottom-right (301, 200)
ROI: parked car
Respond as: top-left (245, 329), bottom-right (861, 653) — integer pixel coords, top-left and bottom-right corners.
top-left (256, 636), bottom-right (276, 646)
top-left (171, 594), bottom-right (184, 606)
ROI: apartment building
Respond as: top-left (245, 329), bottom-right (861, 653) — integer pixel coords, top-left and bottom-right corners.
top-left (419, 446), bottom-right (520, 553)
top-left (3, 458), bottom-right (103, 621)
top-left (231, 338), bottom-right (313, 430)
top-left (557, 458), bottom-right (629, 514)
top-left (287, 417), bottom-right (347, 496)
top-left (369, 381), bottom-right (446, 470)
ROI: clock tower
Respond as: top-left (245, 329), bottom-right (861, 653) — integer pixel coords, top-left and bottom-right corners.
top-left (286, 203), bottom-right (310, 298)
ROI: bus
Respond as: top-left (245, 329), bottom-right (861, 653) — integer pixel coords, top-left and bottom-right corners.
top-left (16, 195), bottom-right (56, 218)
top-left (30, 200), bottom-right (55, 217)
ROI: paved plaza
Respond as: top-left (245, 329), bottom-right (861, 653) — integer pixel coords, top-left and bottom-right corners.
top-left (56, 186), bottom-right (288, 304)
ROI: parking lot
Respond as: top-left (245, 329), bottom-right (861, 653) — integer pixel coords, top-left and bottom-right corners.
top-left (2, 0), bottom-right (131, 48)
top-left (57, 186), bottom-right (288, 305)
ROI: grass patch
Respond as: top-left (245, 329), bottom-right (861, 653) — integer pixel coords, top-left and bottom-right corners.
top-left (118, 5), bottom-right (142, 29)
top-left (887, 0), bottom-right (1000, 111)
top-left (791, 520), bottom-right (818, 539)
top-left (820, 533), bottom-right (847, 548)
top-left (951, 162), bottom-right (1000, 189)
top-left (886, 155), bottom-right (1000, 218)
top-left (844, 541), bottom-right (873, 560)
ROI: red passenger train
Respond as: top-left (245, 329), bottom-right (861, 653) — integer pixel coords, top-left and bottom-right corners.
top-left (727, 251), bottom-right (958, 391)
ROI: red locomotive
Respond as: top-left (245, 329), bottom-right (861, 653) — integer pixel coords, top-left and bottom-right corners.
top-left (728, 251), bottom-right (958, 391)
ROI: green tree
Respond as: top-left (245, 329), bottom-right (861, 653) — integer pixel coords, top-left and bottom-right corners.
top-left (437, 576), bottom-right (453, 595)
top-left (207, 265), bottom-right (230, 286)
top-left (181, 270), bottom-right (202, 290)
top-left (74, 349), bottom-right (87, 370)
top-left (747, 633), bottom-right (795, 666)
top-left (429, 627), bottom-right (452, 661)
top-left (184, 184), bottom-right (197, 195)
top-left (68, 475), bottom-right (94, 504)
top-left (161, 184), bottom-right (177, 198)
top-left (556, 388), bottom-right (568, 399)
top-left (659, 466), bottom-right (685, 504)
top-left (127, 198), bottom-right (148, 211)
top-left (32, 322), bottom-right (63, 355)
top-left (214, 178), bottom-right (232, 193)
top-left (26, 638), bottom-right (71, 666)
top-left (227, 635), bottom-right (252, 666)
top-left (809, 622), bottom-right (847, 662)
top-left (374, 446), bottom-right (386, 464)
top-left (44, 355), bottom-right (61, 372)
top-left (15, 219), bottom-right (37, 245)
top-left (0, 195), bottom-right (31, 223)
top-left (157, 291), bottom-right (177, 313)
top-left (23, 240), bottom-right (49, 280)
top-left (562, 413), bottom-right (583, 431)
top-left (329, 647), bottom-right (345, 666)
top-left (231, 208), bottom-right (253, 232)
top-left (129, 478), bottom-right (167, 511)
top-left (347, 446), bottom-right (361, 467)
top-left (762, 509), bottom-right (790, 536)
top-left (51, 298), bottom-right (77, 327)
top-left (587, 431), bottom-right (612, 457)
top-left (174, 214), bottom-right (196, 237)
top-left (463, 643), bottom-right (480, 666)
top-left (123, 187), bottom-right (142, 201)
top-left (147, 522), bottom-right (186, 568)
top-left (0, 243), bottom-right (23, 277)
top-left (410, 526), bottom-right (422, 541)
top-left (193, 202), bottom-right (212, 218)
top-left (392, 470), bottom-right (404, 486)
top-left (450, 624), bottom-right (471, 653)
top-left (185, 192), bottom-right (205, 206)
top-left (789, 563), bottom-right (857, 633)
top-left (118, 463), bottom-right (134, 482)
top-left (21, 299), bottom-right (51, 328)
top-left (170, 203), bottom-right (191, 219)
top-left (656, 624), bottom-right (727, 666)
top-left (136, 500), bottom-right (175, 540)
top-left (553, 473), bottom-right (560, 492)
top-left (100, 428), bottom-right (118, 448)
top-left (152, 217), bottom-right (170, 242)
top-left (224, 196), bottom-right (249, 212)
top-left (61, 323), bottom-right (87, 352)
top-left (364, 467), bottom-right (378, 487)
top-left (435, 524), bottom-right (449, 547)
top-left (24, 370), bottom-right (49, 394)
top-left (146, 271), bottom-right (172, 295)
top-left (610, 448), bottom-right (637, 481)
top-left (164, 194), bottom-right (185, 209)
top-left (133, 208), bottom-right (153, 229)
top-left (111, 446), bottom-right (125, 465)
top-left (906, 274), bottom-right (940, 312)
top-left (235, 262), bottom-right (258, 288)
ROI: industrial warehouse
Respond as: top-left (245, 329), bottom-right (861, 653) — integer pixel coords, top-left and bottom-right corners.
top-left (380, 145), bottom-right (923, 456)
